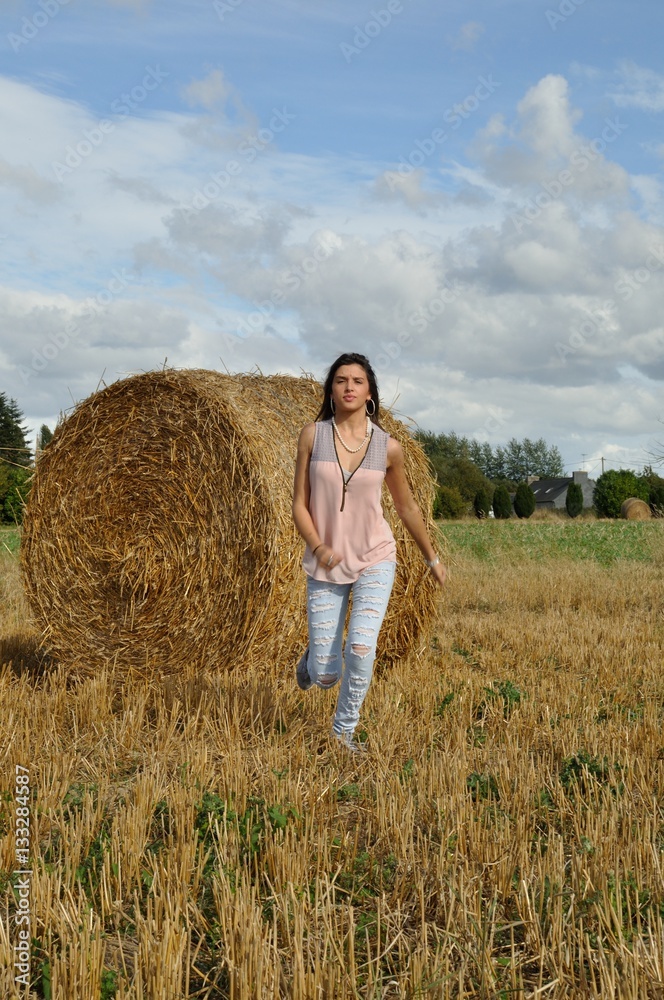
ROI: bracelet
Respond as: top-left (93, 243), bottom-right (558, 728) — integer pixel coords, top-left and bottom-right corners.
top-left (312, 543), bottom-right (322, 556)
top-left (425, 556), bottom-right (440, 568)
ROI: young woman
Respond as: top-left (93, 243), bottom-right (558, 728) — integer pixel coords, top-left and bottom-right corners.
top-left (292, 353), bottom-right (447, 754)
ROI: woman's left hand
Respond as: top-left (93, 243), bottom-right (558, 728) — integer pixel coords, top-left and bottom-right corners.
top-left (429, 561), bottom-right (447, 588)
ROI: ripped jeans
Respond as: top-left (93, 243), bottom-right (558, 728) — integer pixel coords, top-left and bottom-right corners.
top-left (305, 561), bottom-right (396, 736)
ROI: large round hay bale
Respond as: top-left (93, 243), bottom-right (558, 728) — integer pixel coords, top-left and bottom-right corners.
top-left (620, 497), bottom-right (651, 520)
top-left (21, 369), bottom-right (438, 675)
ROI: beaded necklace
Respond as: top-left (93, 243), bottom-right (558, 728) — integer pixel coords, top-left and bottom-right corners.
top-left (332, 416), bottom-right (372, 453)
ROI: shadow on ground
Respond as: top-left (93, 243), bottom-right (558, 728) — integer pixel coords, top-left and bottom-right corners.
top-left (0, 633), bottom-right (55, 680)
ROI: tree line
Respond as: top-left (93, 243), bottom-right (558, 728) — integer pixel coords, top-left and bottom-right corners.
top-left (415, 431), bottom-right (564, 484)
top-left (1, 394), bottom-right (662, 525)
top-left (413, 430), bottom-right (564, 518)
top-left (0, 394), bottom-right (52, 525)
top-left (414, 429), bottom-right (664, 519)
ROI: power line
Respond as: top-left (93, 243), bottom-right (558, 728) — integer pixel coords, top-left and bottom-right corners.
top-left (562, 456), bottom-right (603, 470)
top-left (564, 453), bottom-right (651, 471)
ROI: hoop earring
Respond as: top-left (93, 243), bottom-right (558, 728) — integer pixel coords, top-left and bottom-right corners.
top-left (330, 397), bottom-right (336, 414)
top-left (365, 398), bottom-right (376, 416)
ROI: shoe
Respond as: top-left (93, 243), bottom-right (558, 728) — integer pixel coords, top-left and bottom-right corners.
top-left (331, 730), bottom-right (368, 756)
top-left (296, 648), bottom-right (313, 690)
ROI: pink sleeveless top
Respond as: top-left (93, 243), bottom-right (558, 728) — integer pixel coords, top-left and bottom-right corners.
top-left (302, 419), bottom-right (397, 583)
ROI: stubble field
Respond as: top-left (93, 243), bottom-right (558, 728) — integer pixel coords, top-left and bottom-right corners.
top-left (1, 519), bottom-right (663, 999)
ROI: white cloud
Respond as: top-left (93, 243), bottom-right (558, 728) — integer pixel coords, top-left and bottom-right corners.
top-left (516, 75), bottom-right (582, 159)
top-left (181, 69), bottom-right (234, 111)
top-left (503, 241), bottom-right (574, 288)
top-left (0, 68), bottom-right (662, 471)
top-left (372, 169), bottom-right (443, 212)
top-left (449, 21), bottom-right (485, 52)
top-left (0, 158), bottom-right (61, 204)
top-left (610, 61), bottom-right (664, 113)
top-left (178, 68), bottom-right (258, 151)
top-left (470, 75), bottom-right (631, 209)
top-left (381, 365), bottom-right (661, 470)
top-left (569, 62), bottom-right (602, 82)
top-left (105, 172), bottom-right (178, 205)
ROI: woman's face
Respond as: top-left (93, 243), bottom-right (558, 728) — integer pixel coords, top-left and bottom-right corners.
top-left (331, 364), bottom-right (371, 413)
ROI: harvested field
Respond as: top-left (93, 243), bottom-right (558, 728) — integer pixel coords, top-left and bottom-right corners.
top-left (1, 521), bottom-right (663, 998)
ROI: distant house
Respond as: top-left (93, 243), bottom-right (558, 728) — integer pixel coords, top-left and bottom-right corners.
top-left (526, 471), bottom-right (595, 510)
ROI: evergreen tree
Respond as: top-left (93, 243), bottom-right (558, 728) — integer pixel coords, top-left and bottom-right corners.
top-left (0, 394), bottom-right (32, 524)
top-left (505, 439), bottom-right (527, 481)
top-left (473, 488), bottom-right (491, 519)
top-left (467, 439), bottom-right (499, 479)
top-left (0, 393), bottom-right (31, 467)
top-left (565, 482), bottom-right (583, 518)
top-left (543, 443), bottom-right (564, 477)
top-left (481, 441), bottom-right (495, 478)
top-left (3, 467), bottom-right (31, 524)
top-left (521, 438), bottom-right (541, 477)
top-left (492, 484), bottom-right (512, 519)
top-left (467, 438), bottom-right (482, 468)
top-left (514, 482), bottom-right (536, 519)
top-left (493, 445), bottom-right (507, 481)
top-left (37, 424), bottom-right (53, 454)
top-left (520, 438), bottom-right (558, 477)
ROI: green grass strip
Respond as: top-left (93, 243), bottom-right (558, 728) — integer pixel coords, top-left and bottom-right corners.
top-left (437, 519), bottom-right (663, 565)
top-left (0, 527), bottom-right (21, 556)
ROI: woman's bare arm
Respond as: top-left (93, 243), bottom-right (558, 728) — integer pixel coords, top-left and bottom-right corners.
top-left (292, 423), bottom-right (320, 548)
top-left (385, 437), bottom-right (447, 587)
top-left (292, 423), bottom-right (341, 569)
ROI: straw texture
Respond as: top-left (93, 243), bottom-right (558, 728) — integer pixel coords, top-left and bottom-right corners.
top-left (620, 497), bottom-right (651, 520)
top-left (21, 369), bottom-right (438, 675)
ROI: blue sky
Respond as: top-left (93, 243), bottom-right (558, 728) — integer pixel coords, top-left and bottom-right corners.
top-left (1, 0), bottom-right (663, 476)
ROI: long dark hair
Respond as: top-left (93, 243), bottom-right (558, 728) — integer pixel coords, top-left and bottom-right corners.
top-left (315, 353), bottom-right (383, 426)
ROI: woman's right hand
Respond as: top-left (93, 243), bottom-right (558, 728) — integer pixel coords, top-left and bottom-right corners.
top-left (429, 560), bottom-right (447, 588)
top-left (316, 544), bottom-right (340, 570)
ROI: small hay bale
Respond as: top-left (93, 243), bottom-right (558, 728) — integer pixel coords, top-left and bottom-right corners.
top-left (21, 369), bottom-right (439, 675)
top-left (620, 497), bottom-right (651, 520)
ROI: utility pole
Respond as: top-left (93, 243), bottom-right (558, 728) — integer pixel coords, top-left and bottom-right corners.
top-left (601, 456), bottom-right (605, 474)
